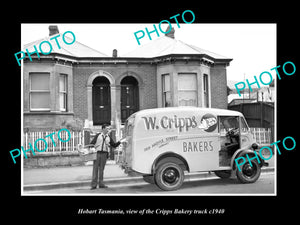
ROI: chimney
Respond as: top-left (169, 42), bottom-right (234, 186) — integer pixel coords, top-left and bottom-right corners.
top-left (49, 25), bottom-right (59, 36)
top-left (165, 25), bottom-right (175, 39)
top-left (112, 49), bottom-right (118, 58)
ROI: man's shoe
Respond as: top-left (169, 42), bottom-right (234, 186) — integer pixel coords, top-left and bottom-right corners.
top-left (90, 187), bottom-right (97, 190)
top-left (99, 184), bottom-right (108, 188)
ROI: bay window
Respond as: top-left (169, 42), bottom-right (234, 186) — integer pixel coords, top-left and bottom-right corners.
top-left (178, 73), bottom-right (197, 106)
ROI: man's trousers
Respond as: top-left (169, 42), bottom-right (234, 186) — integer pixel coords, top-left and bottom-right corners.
top-left (91, 151), bottom-right (108, 188)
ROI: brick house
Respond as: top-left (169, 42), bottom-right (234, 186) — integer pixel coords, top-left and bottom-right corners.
top-left (23, 25), bottom-right (232, 131)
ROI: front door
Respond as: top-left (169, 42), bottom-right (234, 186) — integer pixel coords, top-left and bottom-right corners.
top-left (92, 77), bottom-right (111, 125)
top-left (121, 84), bottom-right (139, 123)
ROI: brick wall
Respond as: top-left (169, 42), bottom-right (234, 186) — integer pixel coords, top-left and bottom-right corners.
top-left (72, 63), bottom-right (157, 122)
top-left (23, 59), bottom-right (229, 130)
top-left (210, 64), bottom-right (228, 109)
top-left (72, 65), bottom-right (90, 120)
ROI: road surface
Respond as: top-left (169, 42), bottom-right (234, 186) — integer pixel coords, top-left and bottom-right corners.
top-left (25, 172), bottom-right (275, 195)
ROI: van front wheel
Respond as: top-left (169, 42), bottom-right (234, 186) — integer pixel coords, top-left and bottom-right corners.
top-left (154, 162), bottom-right (184, 191)
top-left (236, 159), bottom-right (261, 183)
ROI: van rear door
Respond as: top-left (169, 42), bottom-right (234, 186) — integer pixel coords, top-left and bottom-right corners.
top-left (121, 114), bottom-right (135, 172)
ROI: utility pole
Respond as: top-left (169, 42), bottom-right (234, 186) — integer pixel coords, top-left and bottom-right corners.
top-left (242, 73), bottom-right (245, 115)
top-left (243, 73), bottom-right (245, 103)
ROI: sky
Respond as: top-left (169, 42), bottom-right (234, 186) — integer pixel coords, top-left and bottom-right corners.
top-left (21, 23), bottom-right (276, 83)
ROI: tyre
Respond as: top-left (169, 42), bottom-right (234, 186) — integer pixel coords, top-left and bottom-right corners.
top-left (214, 170), bottom-right (231, 179)
top-left (154, 162), bottom-right (184, 191)
top-left (236, 158), bottom-right (261, 183)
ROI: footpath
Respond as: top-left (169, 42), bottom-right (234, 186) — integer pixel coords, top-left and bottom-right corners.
top-left (23, 158), bottom-right (275, 192)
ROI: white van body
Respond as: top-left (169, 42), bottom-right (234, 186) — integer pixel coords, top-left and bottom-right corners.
top-left (121, 107), bottom-right (264, 191)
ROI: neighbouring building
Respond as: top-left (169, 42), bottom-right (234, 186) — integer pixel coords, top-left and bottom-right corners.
top-left (23, 25), bottom-right (232, 131)
top-left (228, 80), bottom-right (275, 106)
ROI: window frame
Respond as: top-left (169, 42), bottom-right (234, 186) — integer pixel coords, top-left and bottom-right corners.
top-left (59, 74), bottom-right (68, 112)
top-left (177, 73), bottom-right (198, 107)
top-left (203, 74), bottom-right (209, 108)
top-left (29, 72), bottom-right (51, 111)
top-left (162, 74), bottom-right (171, 107)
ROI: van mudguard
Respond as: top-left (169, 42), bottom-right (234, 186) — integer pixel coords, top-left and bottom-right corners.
top-left (230, 147), bottom-right (264, 172)
top-left (151, 152), bottom-right (190, 174)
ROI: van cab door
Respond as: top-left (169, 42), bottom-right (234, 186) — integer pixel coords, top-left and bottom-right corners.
top-left (218, 116), bottom-right (241, 167)
top-left (239, 116), bottom-right (254, 148)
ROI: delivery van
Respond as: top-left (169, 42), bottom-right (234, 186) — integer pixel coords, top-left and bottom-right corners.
top-left (120, 107), bottom-right (268, 191)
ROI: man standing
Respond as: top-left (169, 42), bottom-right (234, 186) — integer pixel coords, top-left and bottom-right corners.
top-left (90, 124), bottom-right (121, 189)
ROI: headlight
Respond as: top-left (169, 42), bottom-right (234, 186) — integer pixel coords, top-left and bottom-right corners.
top-left (259, 146), bottom-right (273, 160)
top-left (251, 143), bottom-right (258, 150)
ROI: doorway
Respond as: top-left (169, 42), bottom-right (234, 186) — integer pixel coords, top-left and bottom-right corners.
top-left (121, 76), bottom-right (139, 123)
top-left (218, 116), bottom-right (241, 166)
top-left (92, 76), bottom-right (111, 125)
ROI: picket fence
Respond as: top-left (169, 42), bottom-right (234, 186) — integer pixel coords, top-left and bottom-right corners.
top-left (23, 130), bottom-right (84, 153)
top-left (23, 127), bottom-right (272, 154)
top-left (250, 127), bottom-right (272, 144)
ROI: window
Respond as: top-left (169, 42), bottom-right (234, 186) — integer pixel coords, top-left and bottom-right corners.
top-left (219, 116), bottom-right (239, 135)
top-left (203, 74), bottom-right (209, 107)
top-left (30, 73), bottom-right (50, 111)
top-left (59, 74), bottom-right (67, 111)
top-left (125, 114), bottom-right (136, 137)
top-left (162, 74), bottom-right (171, 107)
top-left (178, 73), bottom-right (197, 106)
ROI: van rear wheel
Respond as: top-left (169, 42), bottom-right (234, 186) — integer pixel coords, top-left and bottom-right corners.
top-left (154, 162), bottom-right (184, 191)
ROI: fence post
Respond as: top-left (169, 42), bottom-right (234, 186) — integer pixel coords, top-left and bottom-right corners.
top-left (83, 129), bottom-right (90, 146)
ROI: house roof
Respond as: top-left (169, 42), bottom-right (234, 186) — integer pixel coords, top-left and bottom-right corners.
top-left (122, 35), bottom-right (231, 60)
top-left (24, 26), bottom-right (231, 62)
top-left (24, 33), bottom-right (108, 58)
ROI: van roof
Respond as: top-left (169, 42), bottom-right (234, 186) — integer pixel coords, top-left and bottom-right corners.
top-left (134, 107), bottom-right (243, 117)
